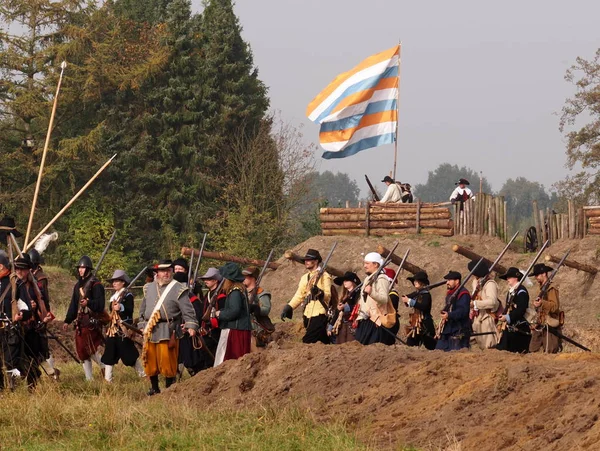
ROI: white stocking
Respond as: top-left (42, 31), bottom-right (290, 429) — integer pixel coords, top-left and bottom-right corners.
top-left (83, 360), bottom-right (93, 381)
top-left (135, 359), bottom-right (146, 378)
top-left (104, 365), bottom-right (113, 382)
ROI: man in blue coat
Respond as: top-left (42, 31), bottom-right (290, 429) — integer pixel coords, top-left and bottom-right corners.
top-left (435, 271), bottom-right (471, 351)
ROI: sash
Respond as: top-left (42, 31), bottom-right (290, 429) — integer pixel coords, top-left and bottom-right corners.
top-left (143, 280), bottom-right (177, 335)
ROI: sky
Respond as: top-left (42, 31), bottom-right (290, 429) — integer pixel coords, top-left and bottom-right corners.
top-left (192, 0), bottom-right (600, 193)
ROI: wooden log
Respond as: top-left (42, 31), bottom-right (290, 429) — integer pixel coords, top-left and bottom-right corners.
top-left (320, 219), bottom-right (453, 229)
top-left (321, 207), bottom-right (451, 216)
top-left (319, 211), bottom-right (453, 222)
top-left (586, 228), bottom-right (600, 235)
top-left (540, 209), bottom-right (547, 243)
top-left (370, 202), bottom-right (448, 209)
top-left (454, 203), bottom-right (459, 236)
top-left (579, 207), bottom-right (585, 238)
top-left (181, 248), bottom-right (280, 270)
top-left (545, 254), bottom-right (597, 275)
top-left (365, 201), bottom-right (371, 237)
top-left (551, 212), bottom-right (558, 242)
top-left (532, 200), bottom-right (541, 242)
top-left (283, 250), bottom-right (345, 277)
top-left (416, 198), bottom-right (421, 234)
top-left (370, 207), bottom-right (451, 214)
top-left (503, 199), bottom-right (508, 242)
top-left (323, 228), bottom-right (454, 238)
top-left (587, 217), bottom-right (600, 224)
top-left (583, 206), bottom-right (600, 210)
top-left (584, 209), bottom-right (600, 217)
top-left (451, 244), bottom-right (508, 275)
top-left (376, 245), bottom-right (424, 275)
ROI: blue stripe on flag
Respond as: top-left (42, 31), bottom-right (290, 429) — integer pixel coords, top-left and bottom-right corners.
top-left (321, 133), bottom-right (395, 160)
top-left (314, 66), bottom-right (399, 123)
top-left (318, 99), bottom-right (397, 133)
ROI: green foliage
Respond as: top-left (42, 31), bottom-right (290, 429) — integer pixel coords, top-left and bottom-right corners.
top-left (499, 177), bottom-right (557, 233)
top-left (559, 48), bottom-right (600, 204)
top-left (414, 163), bottom-right (492, 202)
top-left (307, 171), bottom-right (361, 208)
top-left (61, 200), bottom-right (136, 280)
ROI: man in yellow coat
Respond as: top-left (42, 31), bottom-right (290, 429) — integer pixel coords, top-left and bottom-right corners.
top-left (468, 260), bottom-right (500, 350)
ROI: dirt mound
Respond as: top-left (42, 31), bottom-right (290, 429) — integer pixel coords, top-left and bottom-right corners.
top-left (264, 235), bottom-right (600, 350)
top-left (168, 341), bottom-right (600, 450)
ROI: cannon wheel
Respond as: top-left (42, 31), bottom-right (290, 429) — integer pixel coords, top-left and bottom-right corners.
top-left (525, 226), bottom-right (538, 253)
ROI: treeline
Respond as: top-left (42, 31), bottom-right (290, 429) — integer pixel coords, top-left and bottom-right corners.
top-left (0, 0), bottom-right (314, 276)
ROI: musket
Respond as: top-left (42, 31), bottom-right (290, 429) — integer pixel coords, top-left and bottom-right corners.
top-left (119, 320), bottom-right (143, 336)
top-left (472, 231), bottom-right (519, 300)
top-left (404, 280), bottom-right (446, 299)
top-left (7, 238), bottom-right (18, 321)
top-left (387, 248), bottom-right (410, 294)
top-left (187, 241), bottom-right (194, 289)
top-left (302, 242), bottom-right (338, 309)
top-left (201, 278), bottom-right (226, 322)
top-left (547, 327), bottom-right (591, 352)
top-left (362, 242), bottom-right (400, 299)
top-left (46, 329), bottom-right (81, 364)
top-left (365, 175), bottom-right (381, 202)
top-left (435, 257), bottom-right (484, 339)
top-left (191, 233), bottom-right (207, 291)
top-left (252, 249), bottom-right (274, 304)
top-left (127, 266), bottom-right (148, 290)
top-left (504, 240), bottom-right (550, 310)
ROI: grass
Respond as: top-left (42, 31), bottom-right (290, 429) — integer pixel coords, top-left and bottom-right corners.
top-left (0, 363), bottom-right (373, 451)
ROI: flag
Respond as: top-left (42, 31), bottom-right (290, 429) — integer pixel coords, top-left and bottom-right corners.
top-left (306, 45), bottom-right (400, 160)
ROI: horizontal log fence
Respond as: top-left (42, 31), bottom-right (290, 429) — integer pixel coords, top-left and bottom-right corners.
top-left (320, 201), bottom-right (454, 237)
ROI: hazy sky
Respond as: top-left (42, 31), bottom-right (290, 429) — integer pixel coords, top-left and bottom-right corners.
top-left (192, 0), bottom-right (600, 193)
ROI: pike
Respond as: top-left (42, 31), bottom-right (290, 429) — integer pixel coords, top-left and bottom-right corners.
top-left (472, 231), bottom-right (519, 300)
top-left (435, 257), bottom-right (484, 339)
top-left (365, 174), bottom-right (381, 202)
top-left (46, 330), bottom-right (81, 364)
top-left (191, 233), bottom-right (208, 292)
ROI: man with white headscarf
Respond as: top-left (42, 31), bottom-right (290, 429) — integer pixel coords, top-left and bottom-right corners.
top-left (355, 252), bottom-right (392, 345)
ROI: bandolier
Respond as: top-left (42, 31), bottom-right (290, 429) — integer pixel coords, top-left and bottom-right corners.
top-left (528, 264), bottom-right (562, 353)
top-left (402, 271), bottom-right (436, 350)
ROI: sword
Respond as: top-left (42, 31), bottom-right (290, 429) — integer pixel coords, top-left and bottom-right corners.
top-left (548, 327), bottom-right (591, 352)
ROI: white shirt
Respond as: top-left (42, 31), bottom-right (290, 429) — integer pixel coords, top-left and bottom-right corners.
top-left (381, 183), bottom-right (402, 203)
top-left (449, 186), bottom-right (473, 202)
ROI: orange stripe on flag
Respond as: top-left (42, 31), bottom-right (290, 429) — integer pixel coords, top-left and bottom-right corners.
top-left (318, 110), bottom-right (398, 144)
top-left (329, 77), bottom-right (398, 116)
top-left (306, 45), bottom-right (400, 116)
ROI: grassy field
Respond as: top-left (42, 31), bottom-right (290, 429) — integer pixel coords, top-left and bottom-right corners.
top-left (0, 363), bottom-right (376, 451)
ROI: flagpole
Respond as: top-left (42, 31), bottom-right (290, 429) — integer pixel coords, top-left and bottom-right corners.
top-left (392, 42), bottom-right (401, 181)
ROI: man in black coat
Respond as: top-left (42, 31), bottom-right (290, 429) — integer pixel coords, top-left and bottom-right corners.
top-left (497, 267), bottom-right (531, 353)
top-left (63, 255), bottom-right (106, 381)
top-left (435, 271), bottom-right (471, 351)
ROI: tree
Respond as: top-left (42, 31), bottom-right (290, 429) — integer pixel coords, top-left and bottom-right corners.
top-left (414, 163), bottom-right (492, 202)
top-left (558, 48), bottom-right (600, 204)
top-left (499, 177), bottom-right (557, 232)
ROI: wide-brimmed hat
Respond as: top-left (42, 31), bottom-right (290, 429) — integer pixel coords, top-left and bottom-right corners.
top-left (0, 216), bottom-right (22, 243)
top-left (220, 262), bottom-right (245, 283)
top-left (242, 266), bottom-right (260, 279)
top-left (468, 259), bottom-right (489, 278)
top-left (333, 271), bottom-right (361, 286)
top-left (381, 176), bottom-right (394, 183)
top-left (153, 259), bottom-right (173, 271)
top-left (455, 178), bottom-right (470, 186)
top-left (499, 267), bottom-right (523, 280)
top-left (198, 267), bottom-right (222, 281)
top-left (108, 269), bottom-right (130, 284)
top-left (301, 249), bottom-right (322, 262)
top-left (14, 254), bottom-right (32, 270)
top-left (0, 251), bottom-right (9, 268)
top-left (529, 263), bottom-right (554, 277)
top-left (408, 271), bottom-right (430, 285)
top-left (172, 258), bottom-right (189, 272)
top-left (443, 270), bottom-right (462, 281)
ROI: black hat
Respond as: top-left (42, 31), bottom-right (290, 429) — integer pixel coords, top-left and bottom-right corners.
top-left (468, 259), bottom-right (489, 278)
top-left (455, 178), bottom-right (470, 186)
top-left (443, 271), bottom-right (462, 281)
top-left (529, 263), bottom-right (553, 277)
top-left (219, 262), bottom-right (245, 283)
top-left (381, 176), bottom-right (394, 183)
top-left (153, 259), bottom-right (173, 271)
top-left (76, 255), bottom-right (94, 269)
top-left (0, 216), bottom-right (22, 244)
top-left (27, 249), bottom-right (43, 267)
top-left (499, 267), bottom-right (523, 280)
top-left (333, 271), bottom-right (361, 286)
top-left (14, 254), bottom-right (32, 270)
top-left (172, 258), bottom-right (189, 272)
top-left (301, 249), bottom-right (322, 262)
top-left (407, 271), bottom-right (430, 285)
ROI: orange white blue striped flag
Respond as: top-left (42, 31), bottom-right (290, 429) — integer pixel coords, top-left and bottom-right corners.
top-left (306, 45), bottom-right (400, 159)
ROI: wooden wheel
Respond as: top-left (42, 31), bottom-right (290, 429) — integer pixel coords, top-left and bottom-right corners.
top-left (525, 226), bottom-right (538, 253)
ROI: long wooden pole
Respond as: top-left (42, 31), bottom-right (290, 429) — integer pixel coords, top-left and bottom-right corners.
top-left (392, 42), bottom-right (401, 181)
top-left (24, 61), bottom-right (68, 249)
top-left (23, 154), bottom-right (116, 252)
top-left (181, 247), bottom-right (280, 271)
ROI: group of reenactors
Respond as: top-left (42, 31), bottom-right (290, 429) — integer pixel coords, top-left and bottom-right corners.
top-left (281, 246), bottom-right (567, 355)
top-left (0, 218), bottom-right (574, 396)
